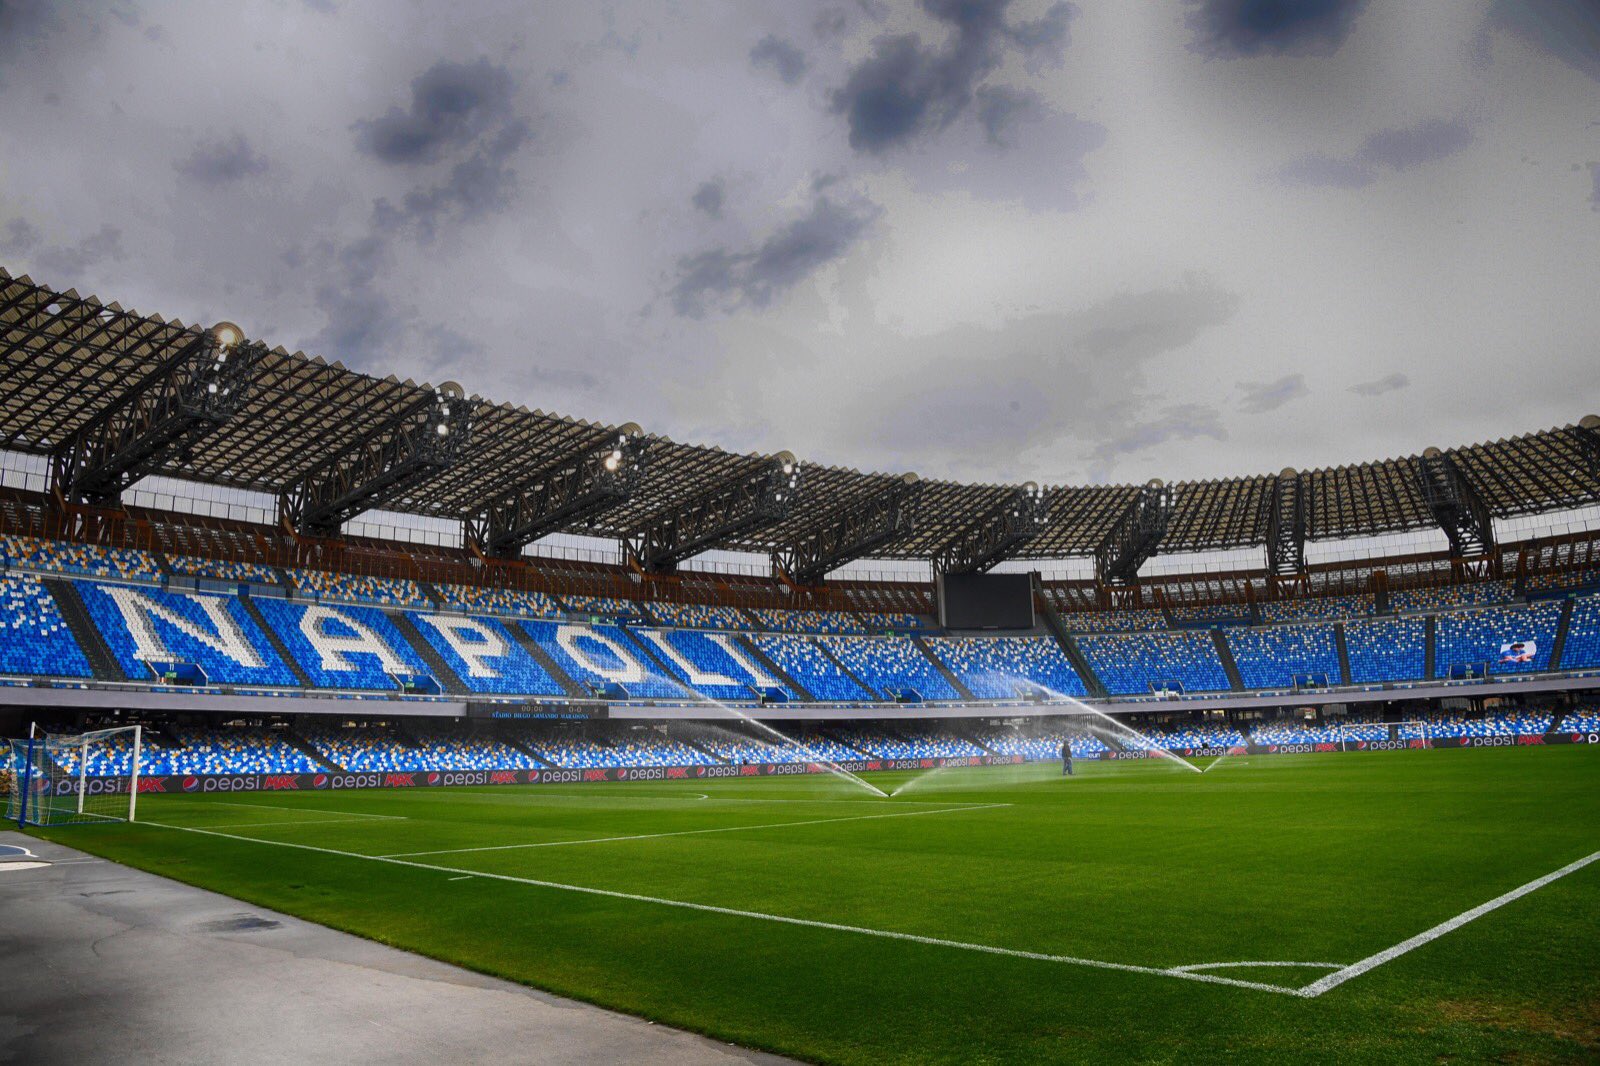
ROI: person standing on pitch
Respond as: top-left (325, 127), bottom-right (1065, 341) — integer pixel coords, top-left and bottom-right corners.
top-left (1060, 737), bottom-right (1074, 776)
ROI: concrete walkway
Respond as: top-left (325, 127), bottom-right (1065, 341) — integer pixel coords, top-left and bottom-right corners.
top-left (0, 831), bottom-right (790, 1065)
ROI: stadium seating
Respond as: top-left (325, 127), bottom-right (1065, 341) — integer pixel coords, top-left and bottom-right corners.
top-left (0, 574), bottom-right (91, 678)
top-left (982, 728), bottom-right (1110, 759)
top-left (0, 534), bottom-right (161, 581)
top-left (167, 555), bottom-right (281, 585)
top-left (645, 602), bottom-right (753, 632)
top-left (433, 583), bottom-right (561, 620)
top-left (842, 728), bottom-right (985, 759)
top-left (406, 612), bottom-right (565, 696)
top-left (1396, 712), bottom-right (1552, 739)
top-left (1257, 595), bottom-right (1374, 623)
top-left (924, 635), bottom-right (1086, 698)
top-left (254, 599), bottom-right (429, 690)
top-left (817, 636), bottom-right (959, 700)
top-left (1390, 580), bottom-right (1516, 614)
top-left (748, 634), bottom-right (873, 701)
top-left (301, 725), bottom-right (430, 772)
top-left (164, 727), bottom-right (320, 774)
top-left (1078, 630), bottom-right (1231, 695)
top-left (1224, 623), bottom-right (1343, 689)
top-left (1433, 601), bottom-right (1564, 677)
top-left (1250, 720), bottom-right (1380, 745)
top-left (1118, 724), bottom-right (1246, 750)
top-left (1168, 604), bottom-right (1250, 625)
top-left (1525, 567), bottom-right (1600, 592)
top-left (1558, 710), bottom-right (1600, 733)
top-left (1342, 615), bottom-right (1428, 683)
top-left (515, 732), bottom-right (618, 768)
top-left (1054, 608), bottom-right (1166, 633)
top-left (289, 569), bottom-right (432, 608)
top-left (748, 608), bottom-right (918, 635)
top-left (631, 628), bottom-right (790, 701)
top-left (405, 725), bottom-right (542, 770)
top-left (78, 582), bottom-right (300, 686)
top-left (1556, 595), bottom-right (1600, 669)
top-left (519, 620), bottom-right (685, 699)
top-left (561, 593), bottom-right (647, 619)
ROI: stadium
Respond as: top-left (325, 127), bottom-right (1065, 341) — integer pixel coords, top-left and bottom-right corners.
top-left (3, 4), bottom-right (1599, 1064)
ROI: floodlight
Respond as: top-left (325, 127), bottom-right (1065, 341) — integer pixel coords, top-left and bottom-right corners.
top-left (212, 321), bottom-right (243, 349)
top-left (604, 453), bottom-right (621, 472)
top-left (436, 423), bottom-right (450, 437)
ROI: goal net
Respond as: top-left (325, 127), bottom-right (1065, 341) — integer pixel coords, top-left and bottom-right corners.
top-left (6, 726), bottom-right (142, 827)
top-left (1330, 720), bottom-right (1436, 751)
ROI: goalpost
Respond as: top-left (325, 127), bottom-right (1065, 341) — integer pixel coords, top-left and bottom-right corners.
top-left (1332, 720), bottom-right (1434, 752)
top-left (7, 725), bottom-right (142, 827)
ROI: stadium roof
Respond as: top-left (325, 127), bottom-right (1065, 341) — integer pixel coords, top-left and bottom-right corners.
top-left (2, 267), bottom-right (1597, 562)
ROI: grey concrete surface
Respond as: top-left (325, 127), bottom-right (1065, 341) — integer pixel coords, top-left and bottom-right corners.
top-left (0, 831), bottom-right (791, 1065)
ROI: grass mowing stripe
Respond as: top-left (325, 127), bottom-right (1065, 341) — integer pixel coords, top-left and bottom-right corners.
top-left (140, 818), bottom-right (1306, 997)
top-left (188, 818), bottom-right (407, 831)
top-left (377, 802), bottom-right (1013, 858)
top-left (189, 800), bottom-right (406, 820)
top-left (1297, 848), bottom-right (1600, 997)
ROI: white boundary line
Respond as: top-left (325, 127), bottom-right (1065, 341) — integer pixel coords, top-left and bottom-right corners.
top-left (1171, 961), bottom-right (1341, 973)
top-left (1297, 848), bottom-right (1600, 997)
top-left (140, 819), bottom-right (1300, 996)
top-left (196, 818), bottom-right (401, 831)
top-left (186, 800), bottom-right (406, 820)
top-left (378, 803), bottom-right (1012, 858)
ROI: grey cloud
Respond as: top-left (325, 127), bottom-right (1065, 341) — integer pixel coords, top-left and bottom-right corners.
top-left (1349, 371), bottom-right (1410, 397)
top-left (175, 134), bottom-right (270, 184)
top-left (373, 119), bottom-right (531, 239)
top-left (668, 194), bottom-right (880, 317)
top-left (25, 223), bottom-right (125, 281)
top-left (308, 235), bottom-right (397, 362)
top-left (692, 180), bottom-right (725, 218)
top-left (1487, 0), bottom-right (1600, 82)
top-left (975, 86), bottom-right (1040, 148)
top-left (749, 35), bottom-right (807, 84)
top-left (1237, 373), bottom-right (1308, 413)
top-left (1090, 405), bottom-right (1228, 468)
top-left (1275, 118), bottom-right (1473, 188)
top-left (354, 58), bottom-right (519, 166)
top-left (1186, 0), bottom-right (1369, 58)
top-left (2, 218), bottom-right (41, 255)
top-left (1590, 162), bottom-right (1600, 210)
top-left (830, 0), bottom-right (1073, 154)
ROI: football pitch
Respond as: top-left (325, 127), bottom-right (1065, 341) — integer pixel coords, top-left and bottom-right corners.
top-left (33, 746), bottom-right (1600, 1064)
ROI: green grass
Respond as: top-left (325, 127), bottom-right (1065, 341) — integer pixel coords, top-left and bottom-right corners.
top-left (32, 746), bottom-right (1600, 1064)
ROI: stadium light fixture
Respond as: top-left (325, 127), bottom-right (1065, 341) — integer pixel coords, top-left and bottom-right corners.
top-left (212, 321), bottom-right (244, 349)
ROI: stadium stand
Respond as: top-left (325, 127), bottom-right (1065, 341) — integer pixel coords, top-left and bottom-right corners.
top-left (302, 725), bottom-right (430, 772)
top-left (1396, 711), bottom-right (1552, 739)
top-left (749, 634), bottom-right (873, 701)
top-left (818, 636), bottom-right (959, 700)
top-left (78, 582), bottom-right (300, 686)
top-left (1169, 604), bottom-right (1250, 624)
top-left (1556, 594), bottom-right (1600, 669)
top-left (518, 620), bottom-right (685, 699)
top-left (406, 612), bottom-right (565, 696)
top-left (433, 583), bottom-right (561, 620)
top-left (1055, 608), bottom-right (1166, 633)
top-left (1078, 630), bottom-right (1230, 695)
top-left (166, 554), bottom-right (281, 585)
top-left (562, 594), bottom-right (647, 618)
top-left (1343, 614), bottom-right (1428, 683)
top-left (645, 602), bottom-right (753, 631)
top-left (748, 608), bottom-right (918, 635)
top-left (1433, 601), bottom-right (1565, 677)
top-left (984, 728), bottom-right (1110, 759)
top-left (1119, 724), bottom-right (1246, 750)
top-left (288, 569), bottom-right (432, 608)
top-left (0, 534), bottom-right (161, 581)
top-left (405, 724), bottom-right (542, 770)
top-left (1525, 567), bottom-right (1600, 591)
top-left (1257, 595), bottom-right (1375, 623)
top-left (164, 727), bottom-right (320, 775)
top-left (1390, 580), bottom-right (1517, 614)
top-left (1224, 623), bottom-right (1343, 688)
top-left (924, 635), bottom-right (1086, 698)
top-left (254, 599), bottom-right (429, 689)
top-left (842, 728), bottom-right (985, 759)
top-left (1559, 709), bottom-right (1600, 732)
top-left (631, 628), bottom-right (786, 701)
top-left (0, 573), bottom-right (91, 678)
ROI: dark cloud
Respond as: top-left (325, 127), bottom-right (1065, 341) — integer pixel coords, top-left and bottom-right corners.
top-left (691, 180), bottom-right (725, 218)
top-left (175, 133), bottom-right (270, 184)
top-left (23, 223), bottom-right (125, 281)
top-left (749, 34), bottom-right (807, 84)
top-left (1186, 0), bottom-right (1369, 58)
top-left (1090, 405), bottom-right (1228, 468)
top-left (668, 194), bottom-right (880, 317)
top-left (1349, 371), bottom-right (1410, 397)
top-left (830, 0), bottom-right (1074, 153)
top-left (354, 58), bottom-right (519, 166)
top-left (975, 86), bottom-right (1039, 148)
top-left (308, 235), bottom-right (397, 362)
top-left (1236, 373), bottom-right (1307, 413)
top-left (1487, 0), bottom-right (1600, 82)
top-left (1592, 163), bottom-right (1600, 210)
top-left (2, 218), bottom-right (40, 255)
top-left (1274, 118), bottom-right (1473, 188)
top-left (373, 119), bottom-right (531, 239)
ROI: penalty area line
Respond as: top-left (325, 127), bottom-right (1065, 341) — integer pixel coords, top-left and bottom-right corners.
top-left (376, 802), bottom-right (1013, 858)
top-left (1297, 848), bottom-right (1600, 998)
top-left (138, 818), bottom-right (1300, 997)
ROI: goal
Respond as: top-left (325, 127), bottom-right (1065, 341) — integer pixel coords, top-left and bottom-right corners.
top-left (1331, 720), bottom-right (1435, 752)
top-left (7, 726), bottom-right (143, 827)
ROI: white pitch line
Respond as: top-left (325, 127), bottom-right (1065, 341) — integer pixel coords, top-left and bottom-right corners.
top-left (1171, 961), bottom-right (1342, 974)
top-left (187, 800), bottom-right (406, 820)
top-left (1297, 848), bottom-right (1600, 998)
top-left (377, 803), bottom-right (1012, 858)
top-left (140, 819), bottom-right (1299, 996)
top-left (188, 818), bottom-right (397, 831)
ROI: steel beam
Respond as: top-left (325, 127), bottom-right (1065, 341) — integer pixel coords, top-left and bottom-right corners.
top-left (1094, 479), bottom-right (1172, 585)
top-left (1415, 447), bottom-right (1495, 557)
top-left (774, 474), bottom-right (921, 585)
top-left (931, 482), bottom-right (1048, 575)
top-left (622, 452), bottom-right (801, 573)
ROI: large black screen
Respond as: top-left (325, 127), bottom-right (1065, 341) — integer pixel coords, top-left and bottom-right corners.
top-left (937, 572), bottom-right (1035, 630)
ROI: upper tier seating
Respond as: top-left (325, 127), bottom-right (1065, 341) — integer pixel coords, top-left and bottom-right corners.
top-left (288, 569), bottom-right (432, 608)
top-left (406, 612), bottom-right (565, 696)
top-left (561, 594), bottom-right (647, 618)
top-left (1342, 615), bottom-right (1427, 683)
top-left (433, 583), bottom-right (561, 620)
top-left (1433, 601), bottom-right (1564, 677)
top-left (1525, 567), bottom-right (1600, 592)
top-left (1055, 608), bottom-right (1166, 633)
top-left (749, 634), bottom-right (872, 701)
top-left (645, 602), bottom-right (753, 632)
top-left (1078, 630), bottom-right (1230, 695)
top-left (167, 555), bottom-right (281, 585)
top-left (518, 620), bottom-right (685, 699)
top-left (1, 534), bottom-right (161, 581)
top-left (1257, 595), bottom-right (1375, 623)
top-left (1168, 604), bottom-right (1250, 625)
top-left (1390, 580), bottom-right (1516, 614)
top-left (1224, 623), bottom-right (1343, 688)
top-left (0, 574), bottom-right (91, 678)
top-left (925, 635), bottom-right (1086, 698)
top-left (254, 599), bottom-right (429, 690)
top-left (1556, 595), bottom-right (1600, 669)
top-left (818, 636), bottom-right (958, 700)
top-left (747, 608), bottom-right (919, 635)
top-left (78, 582), bottom-right (300, 686)
top-left (631, 628), bottom-right (791, 701)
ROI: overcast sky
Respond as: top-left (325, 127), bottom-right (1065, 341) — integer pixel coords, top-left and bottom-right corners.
top-left (1, 0), bottom-right (1597, 489)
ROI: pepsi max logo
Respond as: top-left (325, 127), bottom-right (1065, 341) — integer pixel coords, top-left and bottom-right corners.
top-left (182, 776), bottom-right (201, 792)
